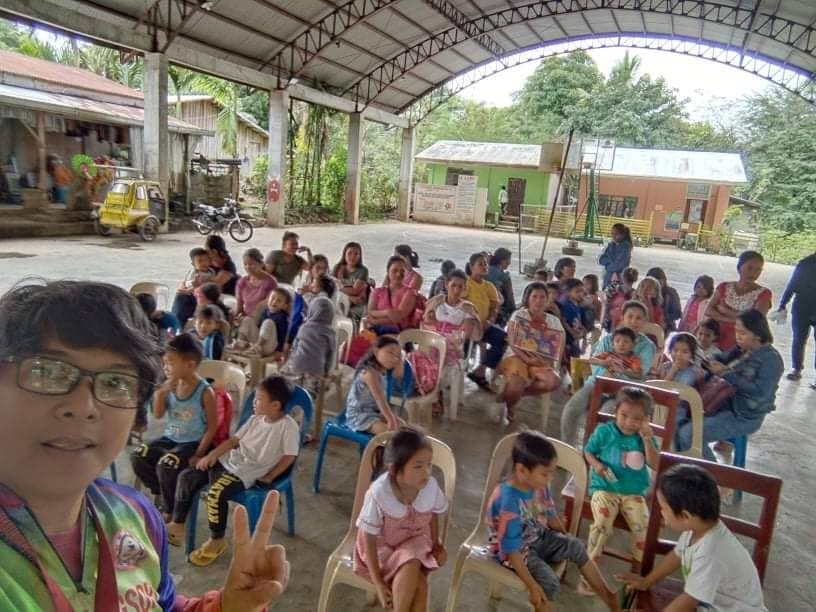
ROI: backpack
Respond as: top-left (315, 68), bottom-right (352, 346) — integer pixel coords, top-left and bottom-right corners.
top-left (211, 386), bottom-right (233, 447)
top-left (407, 348), bottom-right (439, 395)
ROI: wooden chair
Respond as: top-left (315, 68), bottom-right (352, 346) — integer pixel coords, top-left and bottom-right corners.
top-left (130, 281), bottom-right (170, 310)
top-left (562, 377), bottom-right (679, 566)
top-left (398, 329), bottom-right (447, 431)
top-left (645, 380), bottom-right (704, 458)
top-left (445, 433), bottom-right (586, 611)
top-left (316, 432), bottom-right (456, 612)
top-left (634, 452), bottom-right (782, 610)
top-left (197, 359), bottom-right (247, 411)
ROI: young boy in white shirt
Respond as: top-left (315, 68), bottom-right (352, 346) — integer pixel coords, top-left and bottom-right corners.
top-left (619, 464), bottom-right (767, 612)
top-left (168, 375), bottom-right (300, 566)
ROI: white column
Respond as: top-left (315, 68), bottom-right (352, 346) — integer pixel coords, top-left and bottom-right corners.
top-left (143, 52), bottom-right (169, 190)
top-left (266, 89), bottom-right (289, 227)
top-left (397, 125), bottom-right (415, 221)
top-left (344, 112), bottom-right (363, 225)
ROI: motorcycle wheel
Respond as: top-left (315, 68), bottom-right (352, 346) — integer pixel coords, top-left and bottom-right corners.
top-left (193, 215), bottom-right (212, 235)
top-left (139, 216), bottom-right (160, 242)
top-left (94, 219), bottom-right (112, 237)
top-left (229, 219), bottom-right (253, 242)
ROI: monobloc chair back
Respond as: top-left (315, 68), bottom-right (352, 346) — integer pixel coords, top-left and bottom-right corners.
top-left (646, 379), bottom-right (704, 457)
top-left (634, 452), bottom-right (782, 610)
top-left (398, 329), bottom-right (447, 429)
top-left (130, 281), bottom-right (170, 310)
top-left (317, 431), bottom-right (456, 612)
top-left (198, 359), bottom-right (247, 411)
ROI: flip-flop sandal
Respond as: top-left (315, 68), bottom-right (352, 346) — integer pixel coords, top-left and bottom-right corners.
top-left (188, 540), bottom-right (229, 567)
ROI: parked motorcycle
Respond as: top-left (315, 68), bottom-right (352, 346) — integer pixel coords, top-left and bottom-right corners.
top-left (191, 197), bottom-right (254, 242)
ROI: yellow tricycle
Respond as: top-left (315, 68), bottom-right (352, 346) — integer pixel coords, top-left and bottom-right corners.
top-left (93, 179), bottom-right (166, 241)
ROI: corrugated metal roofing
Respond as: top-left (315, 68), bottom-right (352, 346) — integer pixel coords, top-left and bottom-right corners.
top-left (0, 82), bottom-right (212, 135)
top-left (415, 140), bottom-right (748, 184)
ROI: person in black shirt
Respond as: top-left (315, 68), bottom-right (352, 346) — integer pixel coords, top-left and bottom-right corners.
top-left (776, 252), bottom-right (816, 385)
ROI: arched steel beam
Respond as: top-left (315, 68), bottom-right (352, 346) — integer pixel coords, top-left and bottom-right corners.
top-left (404, 33), bottom-right (816, 125)
top-left (341, 0), bottom-right (816, 108)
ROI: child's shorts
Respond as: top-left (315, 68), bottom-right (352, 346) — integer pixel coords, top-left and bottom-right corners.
top-left (499, 356), bottom-right (553, 384)
top-left (526, 531), bottom-right (590, 599)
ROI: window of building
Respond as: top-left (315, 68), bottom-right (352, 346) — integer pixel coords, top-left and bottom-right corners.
top-left (598, 195), bottom-right (637, 218)
top-left (687, 183), bottom-right (711, 198)
top-left (445, 167), bottom-right (473, 186)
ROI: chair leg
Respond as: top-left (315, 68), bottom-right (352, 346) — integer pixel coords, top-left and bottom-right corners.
top-left (314, 382), bottom-right (326, 440)
top-left (731, 436), bottom-right (748, 503)
top-left (449, 368), bottom-right (462, 421)
top-left (312, 431), bottom-right (331, 493)
top-left (540, 393), bottom-right (552, 434)
top-left (285, 485), bottom-right (295, 537)
top-left (185, 492), bottom-right (200, 557)
top-left (109, 462), bottom-right (118, 483)
top-left (316, 561), bottom-right (338, 612)
top-left (444, 550), bottom-right (468, 612)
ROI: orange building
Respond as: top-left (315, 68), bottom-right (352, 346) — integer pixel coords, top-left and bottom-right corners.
top-left (575, 147), bottom-right (747, 242)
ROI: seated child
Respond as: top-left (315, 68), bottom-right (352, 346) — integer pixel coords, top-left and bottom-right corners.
top-left (544, 282), bottom-right (561, 318)
top-left (583, 388), bottom-right (658, 591)
top-left (558, 278), bottom-right (588, 358)
top-left (619, 464), bottom-right (767, 611)
top-left (281, 296), bottom-right (337, 394)
top-left (696, 318), bottom-right (721, 362)
top-left (194, 281), bottom-right (231, 322)
top-left (487, 432), bottom-right (618, 611)
top-left (172, 247), bottom-right (214, 327)
top-left (233, 287), bottom-right (292, 358)
top-left (423, 269), bottom-right (481, 363)
top-left (354, 427), bottom-right (448, 610)
top-left (346, 336), bottom-right (407, 434)
top-left (0, 280), bottom-right (289, 609)
top-left (136, 291), bottom-right (180, 342)
top-left (192, 305), bottom-right (225, 360)
top-left (299, 256), bottom-right (338, 306)
top-left (679, 275), bottom-right (714, 332)
top-left (287, 272), bottom-right (336, 352)
top-left (168, 376), bottom-right (299, 565)
top-left (658, 332), bottom-right (701, 387)
top-left (589, 327), bottom-right (642, 380)
top-left (131, 333), bottom-right (217, 521)
top-left (603, 266), bottom-right (638, 331)
top-left (429, 259), bottom-right (456, 298)
top-left (582, 273), bottom-right (603, 325)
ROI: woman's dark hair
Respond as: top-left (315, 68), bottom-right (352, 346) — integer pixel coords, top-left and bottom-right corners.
top-left (611, 222), bottom-right (632, 243)
top-left (646, 267), bottom-right (667, 284)
top-left (737, 250), bottom-right (763, 271)
top-left (282, 231), bottom-right (299, 245)
top-left (385, 255), bottom-right (407, 285)
top-left (489, 247), bottom-right (512, 267)
top-left (257, 375), bottom-right (293, 410)
top-left (166, 332), bottom-right (204, 364)
top-left (554, 257), bottom-right (576, 279)
top-left (0, 280), bottom-right (163, 404)
top-left (698, 318), bottom-right (720, 338)
top-left (512, 431), bottom-right (557, 470)
top-left (447, 269), bottom-right (467, 284)
top-left (658, 464), bottom-right (720, 521)
top-left (205, 234), bottom-right (230, 259)
top-left (737, 308), bottom-right (773, 344)
top-left (694, 275), bottom-right (715, 299)
top-left (386, 426), bottom-right (432, 477)
top-left (612, 326), bottom-right (637, 344)
top-left (582, 273), bottom-right (599, 294)
top-left (622, 267), bottom-right (639, 284)
top-left (356, 335), bottom-right (401, 374)
top-left (335, 241), bottom-right (364, 276)
top-left (621, 299), bottom-right (648, 317)
top-left (522, 281), bottom-right (549, 309)
top-left (562, 278), bottom-right (584, 293)
top-left (135, 292), bottom-right (157, 316)
top-left (243, 247), bottom-right (264, 264)
top-left (314, 273), bottom-right (336, 299)
top-left (615, 386), bottom-right (653, 417)
top-left (669, 331), bottom-right (698, 356)
top-left (465, 252), bottom-right (486, 276)
top-left (394, 244), bottom-right (419, 268)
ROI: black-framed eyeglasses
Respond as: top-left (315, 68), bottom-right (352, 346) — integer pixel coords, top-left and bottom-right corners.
top-left (6, 355), bottom-right (145, 409)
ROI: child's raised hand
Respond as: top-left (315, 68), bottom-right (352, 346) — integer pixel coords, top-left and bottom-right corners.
top-left (221, 491), bottom-right (290, 612)
top-left (639, 421), bottom-right (654, 439)
top-left (374, 582), bottom-right (393, 609)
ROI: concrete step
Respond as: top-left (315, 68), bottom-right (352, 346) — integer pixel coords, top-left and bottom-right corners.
top-left (0, 219), bottom-right (96, 238)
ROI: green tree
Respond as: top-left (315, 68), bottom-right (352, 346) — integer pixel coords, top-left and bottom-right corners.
top-left (190, 76), bottom-right (239, 156)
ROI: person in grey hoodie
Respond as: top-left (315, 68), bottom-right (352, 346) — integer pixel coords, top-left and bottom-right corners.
top-left (283, 296), bottom-right (337, 393)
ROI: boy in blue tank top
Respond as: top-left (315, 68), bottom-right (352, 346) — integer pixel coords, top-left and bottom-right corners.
top-left (131, 333), bottom-right (218, 522)
top-left (0, 280), bottom-right (289, 611)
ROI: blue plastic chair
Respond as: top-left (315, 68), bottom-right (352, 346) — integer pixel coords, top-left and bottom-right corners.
top-left (729, 434), bottom-right (748, 502)
top-left (185, 385), bottom-right (313, 557)
top-left (109, 462), bottom-right (118, 482)
top-left (312, 361), bottom-right (413, 494)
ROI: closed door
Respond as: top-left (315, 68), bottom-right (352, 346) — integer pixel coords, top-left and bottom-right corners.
top-left (507, 177), bottom-right (526, 216)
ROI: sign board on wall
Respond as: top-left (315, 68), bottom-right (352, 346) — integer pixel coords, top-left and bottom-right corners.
top-left (664, 210), bottom-right (683, 231)
top-left (414, 184), bottom-right (456, 214)
top-left (413, 180), bottom-right (485, 227)
top-left (455, 174), bottom-right (477, 212)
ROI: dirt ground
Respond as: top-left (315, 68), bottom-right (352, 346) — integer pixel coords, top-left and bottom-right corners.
top-left (0, 222), bottom-right (812, 610)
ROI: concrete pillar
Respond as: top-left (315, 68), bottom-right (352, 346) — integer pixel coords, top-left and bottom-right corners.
top-left (397, 126), bottom-right (414, 221)
top-left (266, 89), bottom-right (288, 227)
top-left (36, 112), bottom-right (47, 192)
top-left (143, 53), bottom-right (169, 229)
top-left (344, 112), bottom-right (363, 225)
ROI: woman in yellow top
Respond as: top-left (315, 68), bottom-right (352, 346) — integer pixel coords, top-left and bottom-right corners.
top-left (463, 252), bottom-right (507, 390)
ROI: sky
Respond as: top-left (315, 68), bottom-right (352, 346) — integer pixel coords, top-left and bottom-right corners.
top-left (460, 47), bottom-right (772, 121)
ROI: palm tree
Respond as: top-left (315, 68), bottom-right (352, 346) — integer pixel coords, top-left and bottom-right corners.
top-left (609, 51), bottom-right (641, 85)
top-left (189, 75), bottom-right (239, 157)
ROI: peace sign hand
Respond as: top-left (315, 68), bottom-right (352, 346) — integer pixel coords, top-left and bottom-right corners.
top-left (221, 491), bottom-right (291, 612)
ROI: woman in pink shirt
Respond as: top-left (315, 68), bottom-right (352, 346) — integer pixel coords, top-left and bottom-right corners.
top-left (367, 256), bottom-right (417, 335)
top-left (235, 248), bottom-right (277, 320)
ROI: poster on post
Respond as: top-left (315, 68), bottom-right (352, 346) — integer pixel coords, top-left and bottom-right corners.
top-left (414, 184), bottom-right (456, 214)
top-left (455, 174), bottom-right (477, 212)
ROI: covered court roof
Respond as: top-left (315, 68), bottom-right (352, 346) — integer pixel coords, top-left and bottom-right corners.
top-left (1, 1), bottom-right (814, 122)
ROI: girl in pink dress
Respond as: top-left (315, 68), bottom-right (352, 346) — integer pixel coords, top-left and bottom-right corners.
top-left (678, 274), bottom-right (713, 332)
top-left (355, 427), bottom-right (448, 611)
top-left (704, 251), bottom-right (772, 350)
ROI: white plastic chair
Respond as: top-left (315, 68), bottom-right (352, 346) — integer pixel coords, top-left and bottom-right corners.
top-left (310, 325), bottom-right (352, 438)
top-left (129, 282), bottom-right (170, 311)
top-left (221, 294), bottom-right (237, 313)
top-left (646, 379), bottom-right (704, 458)
top-left (316, 432), bottom-right (457, 612)
top-left (398, 329), bottom-right (447, 430)
top-left (197, 359), bottom-right (247, 410)
top-left (445, 434), bottom-right (587, 612)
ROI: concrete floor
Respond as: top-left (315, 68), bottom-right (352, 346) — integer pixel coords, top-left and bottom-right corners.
top-left (1, 223), bottom-right (813, 610)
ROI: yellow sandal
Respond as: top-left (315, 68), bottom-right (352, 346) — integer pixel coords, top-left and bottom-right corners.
top-left (188, 539), bottom-right (229, 567)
